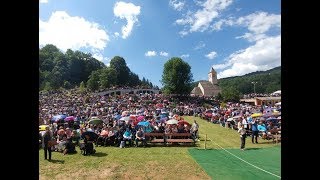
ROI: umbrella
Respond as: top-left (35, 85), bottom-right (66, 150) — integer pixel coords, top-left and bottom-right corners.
top-left (120, 116), bottom-right (130, 121)
top-left (166, 119), bottom-right (178, 124)
top-left (178, 120), bottom-right (190, 126)
top-left (137, 121), bottom-right (150, 126)
top-left (266, 117), bottom-right (277, 121)
top-left (156, 103), bottom-right (164, 108)
top-left (81, 131), bottom-right (99, 141)
top-left (272, 112), bottom-right (281, 116)
top-left (39, 125), bottom-right (49, 131)
top-left (114, 114), bottom-right (122, 120)
top-left (130, 115), bottom-right (137, 120)
top-left (275, 102), bottom-right (281, 106)
top-left (65, 116), bottom-right (75, 122)
top-left (258, 124), bottom-right (267, 132)
top-left (251, 113), bottom-right (263, 118)
top-left (122, 111), bottom-right (130, 116)
top-left (232, 115), bottom-right (242, 119)
top-left (88, 118), bottom-right (103, 125)
top-left (227, 118), bottom-right (234, 122)
top-left (137, 116), bottom-right (145, 121)
top-left (51, 114), bottom-right (67, 122)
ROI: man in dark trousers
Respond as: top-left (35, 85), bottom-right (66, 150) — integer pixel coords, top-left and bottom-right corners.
top-left (43, 126), bottom-right (53, 160)
top-left (251, 120), bottom-right (259, 144)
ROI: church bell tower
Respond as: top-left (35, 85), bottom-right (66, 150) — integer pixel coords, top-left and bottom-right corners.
top-left (208, 67), bottom-right (218, 85)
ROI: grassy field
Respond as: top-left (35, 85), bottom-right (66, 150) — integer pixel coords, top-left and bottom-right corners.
top-left (39, 116), bottom-right (280, 180)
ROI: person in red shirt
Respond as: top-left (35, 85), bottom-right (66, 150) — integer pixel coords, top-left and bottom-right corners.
top-left (96, 127), bottom-right (109, 146)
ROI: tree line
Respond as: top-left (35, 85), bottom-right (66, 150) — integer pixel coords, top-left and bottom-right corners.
top-left (39, 44), bottom-right (156, 91)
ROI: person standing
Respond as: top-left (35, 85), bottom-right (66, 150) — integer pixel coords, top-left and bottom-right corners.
top-left (191, 120), bottom-right (199, 140)
top-left (251, 120), bottom-right (259, 144)
top-left (43, 126), bottom-right (53, 160)
top-left (238, 124), bottom-right (247, 150)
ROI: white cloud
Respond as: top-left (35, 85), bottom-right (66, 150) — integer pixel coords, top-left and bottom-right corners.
top-left (236, 12), bottom-right (280, 42)
top-left (92, 53), bottom-right (103, 61)
top-left (160, 51), bottom-right (169, 57)
top-left (114, 1), bottom-right (141, 39)
top-left (236, 12), bottom-right (280, 35)
top-left (114, 32), bottom-right (120, 37)
top-left (179, 30), bottom-right (189, 37)
top-left (181, 54), bottom-right (190, 58)
top-left (145, 51), bottom-right (157, 57)
top-left (235, 33), bottom-right (267, 42)
top-left (169, 0), bottom-right (185, 11)
top-left (39, 11), bottom-right (109, 58)
top-left (214, 35), bottom-right (281, 79)
top-left (211, 18), bottom-right (234, 31)
top-left (205, 51), bottom-right (217, 59)
top-left (175, 0), bottom-right (233, 34)
top-left (194, 41), bottom-right (206, 50)
top-left (212, 62), bottom-right (231, 70)
top-left (102, 57), bottom-right (111, 67)
top-left (40, 0), bottom-right (48, 3)
top-left (211, 12), bottom-right (280, 42)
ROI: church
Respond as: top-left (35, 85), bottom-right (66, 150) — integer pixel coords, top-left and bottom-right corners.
top-left (191, 67), bottom-right (222, 97)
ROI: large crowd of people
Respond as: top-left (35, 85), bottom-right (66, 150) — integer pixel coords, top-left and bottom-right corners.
top-left (39, 88), bottom-right (281, 156)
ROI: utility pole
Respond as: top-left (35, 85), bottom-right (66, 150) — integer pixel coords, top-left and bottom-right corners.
top-left (251, 81), bottom-right (257, 93)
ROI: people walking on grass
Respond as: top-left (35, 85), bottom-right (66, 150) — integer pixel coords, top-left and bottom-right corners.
top-left (238, 124), bottom-right (247, 150)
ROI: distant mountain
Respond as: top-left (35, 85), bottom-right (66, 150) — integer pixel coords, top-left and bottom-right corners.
top-left (192, 66), bottom-right (281, 94)
top-left (221, 66), bottom-right (281, 79)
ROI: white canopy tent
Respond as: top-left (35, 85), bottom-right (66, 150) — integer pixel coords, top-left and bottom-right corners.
top-left (272, 90), bottom-right (281, 95)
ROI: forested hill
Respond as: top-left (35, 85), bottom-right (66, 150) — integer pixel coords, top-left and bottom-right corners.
top-left (39, 44), bottom-right (156, 91)
top-left (192, 66), bottom-right (281, 94)
top-left (218, 66), bottom-right (281, 94)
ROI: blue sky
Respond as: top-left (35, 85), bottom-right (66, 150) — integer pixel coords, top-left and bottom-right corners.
top-left (39, 0), bottom-right (281, 87)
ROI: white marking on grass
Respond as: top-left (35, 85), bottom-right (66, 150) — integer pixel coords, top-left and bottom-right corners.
top-left (205, 136), bottom-right (281, 179)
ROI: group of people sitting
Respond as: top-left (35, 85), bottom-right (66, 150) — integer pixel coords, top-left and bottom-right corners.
top-left (95, 126), bottom-right (146, 148)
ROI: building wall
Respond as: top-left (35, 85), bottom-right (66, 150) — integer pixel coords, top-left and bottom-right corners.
top-left (198, 83), bottom-right (205, 95)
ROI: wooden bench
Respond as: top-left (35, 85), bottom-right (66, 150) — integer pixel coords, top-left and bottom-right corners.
top-left (165, 133), bottom-right (195, 145)
top-left (145, 132), bottom-right (165, 145)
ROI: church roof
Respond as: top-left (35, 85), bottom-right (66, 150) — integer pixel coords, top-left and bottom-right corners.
top-left (199, 81), bottom-right (220, 90)
top-left (191, 87), bottom-right (202, 95)
top-left (209, 67), bottom-right (216, 73)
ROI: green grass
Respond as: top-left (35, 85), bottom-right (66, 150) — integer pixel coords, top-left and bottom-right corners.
top-left (39, 116), bottom-right (280, 179)
top-left (183, 116), bottom-right (280, 149)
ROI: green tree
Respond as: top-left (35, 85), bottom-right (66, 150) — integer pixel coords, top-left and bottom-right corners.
top-left (43, 82), bottom-right (52, 91)
top-left (127, 72), bottom-right (141, 87)
top-left (100, 67), bottom-right (117, 89)
top-left (216, 92), bottom-right (223, 101)
top-left (161, 57), bottom-right (193, 95)
top-left (63, 81), bottom-right (71, 89)
top-left (79, 81), bottom-right (86, 92)
top-left (221, 86), bottom-right (240, 102)
top-left (109, 56), bottom-right (130, 85)
top-left (87, 71), bottom-right (100, 91)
